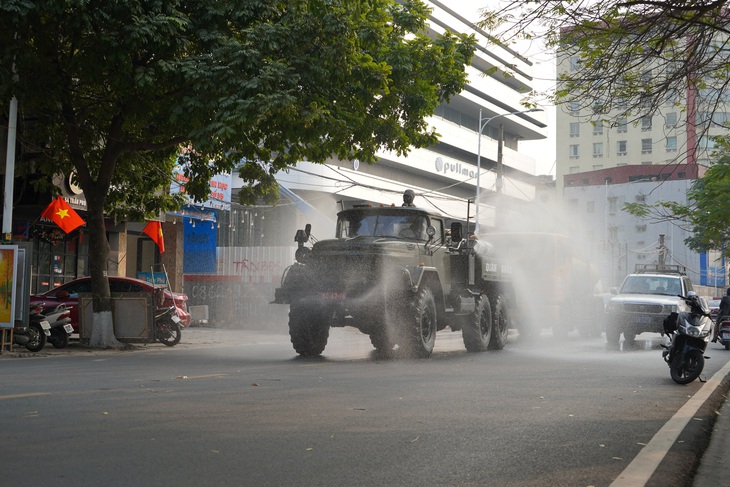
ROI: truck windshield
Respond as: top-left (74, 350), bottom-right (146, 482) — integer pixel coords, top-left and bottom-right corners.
top-left (338, 213), bottom-right (428, 241)
top-left (620, 275), bottom-right (681, 295)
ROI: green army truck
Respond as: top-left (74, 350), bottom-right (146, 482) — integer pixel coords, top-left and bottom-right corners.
top-left (273, 191), bottom-right (516, 358)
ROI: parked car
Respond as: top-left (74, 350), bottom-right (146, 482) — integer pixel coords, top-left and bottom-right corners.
top-left (605, 265), bottom-right (694, 346)
top-left (30, 276), bottom-right (191, 333)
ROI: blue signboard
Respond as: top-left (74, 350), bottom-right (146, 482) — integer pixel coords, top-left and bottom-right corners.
top-left (700, 252), bottom-right (726, 288)
top-left (183, 206), bottom-right (218, 274)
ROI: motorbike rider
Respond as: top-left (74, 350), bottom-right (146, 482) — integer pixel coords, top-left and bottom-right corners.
top-left (712, 287), bottom-right (730, 342)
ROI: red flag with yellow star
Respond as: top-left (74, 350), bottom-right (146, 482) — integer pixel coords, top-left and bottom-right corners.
top-left (40, 196), bottom-right (85, 233)
top-left (142, 220), bottom-right (165, 253)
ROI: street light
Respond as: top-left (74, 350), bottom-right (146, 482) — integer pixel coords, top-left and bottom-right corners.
top-left (475, 107), bottom-right (542, 235)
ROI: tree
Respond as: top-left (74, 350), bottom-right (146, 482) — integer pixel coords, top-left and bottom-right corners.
top-left (0, 0), bottom-right (475, 347)
top-left (479, 1), bottom-right (730, 134)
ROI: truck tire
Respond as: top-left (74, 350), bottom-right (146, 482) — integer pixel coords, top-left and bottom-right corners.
top-left (289, 303), bottom-right (330, 357)
top-left (369, 330), bottom-right (395, 352)
top-left (488, 296), bottom-right (509, 350)
top-left (463, 295), bottom-right (491, 352)
top-left (402, 288), bottom-right (437, 358)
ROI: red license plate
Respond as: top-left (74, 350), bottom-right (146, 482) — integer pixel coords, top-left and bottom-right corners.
top-left (321, 292), bottom-right (346, 301)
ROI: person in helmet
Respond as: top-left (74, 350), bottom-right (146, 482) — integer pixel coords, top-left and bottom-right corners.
top-left (402, 189), bottom-right (416, 207)
top-left (712, 287), bottom-right (730, 342)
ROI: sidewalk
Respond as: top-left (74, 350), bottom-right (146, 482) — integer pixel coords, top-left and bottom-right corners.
top-left (693, 390), bottom-right (730, 487)
top-left (0, 326), bottom-right (278, 359)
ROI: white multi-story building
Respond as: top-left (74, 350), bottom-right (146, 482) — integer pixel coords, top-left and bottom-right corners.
top-left (258, 1), bottom-right (548, 239)
top-left (556, 42), bottom-right (727, 191)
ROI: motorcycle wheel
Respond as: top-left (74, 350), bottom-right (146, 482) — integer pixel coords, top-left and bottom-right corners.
top-left (49, 329), bottom-right (69, 349)
top-left (670, 349), bottom-right (704, 384)
top-left (157, 321), bottom-right (181, 347)
top-left (25, 323), bottom-right (47, 352)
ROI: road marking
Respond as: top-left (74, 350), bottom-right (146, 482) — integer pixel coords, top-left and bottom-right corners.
top-left (174, 374), bottom-right (227, 380)
top-left (0, 392), bottom-right (51, 400)
top-left (610, 359), bottom-right (730, 487)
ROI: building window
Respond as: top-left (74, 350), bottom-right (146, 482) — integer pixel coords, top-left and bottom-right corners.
top-left (636, 224), bottom-right (647, 233)
top-left (569, 166), bottom-right (580, 174)
top-left (617, 116), bottom-right (628, 133)
top-left (587, 201), bottom-right (595, 213)
top-left (635, 194), bottom-right (646, 202)
top-left (641, 116), bottom-right (652, 131)
top-left (593, 123), bottom-right (603, 135)
top-left (570, 56), bottom-right (581, 71)
top-left (665, 112), bottom-right (678, 127)
top-left (593, 142), bottom-right (604, 158)
top-left (570, 122), bottom-right (580, 137)
top-left (608, 197), bottom-right (618, 215)
top-left (569, 101), bottom-right (580, 115)
top-left (666, 136), bottom-right (677, 152)
top-left (569, 144), bottom-right (580, 159)
top-left (641, 138), bottom-right (652, 154)
top-left (617, 140), bottom-right (627, 156)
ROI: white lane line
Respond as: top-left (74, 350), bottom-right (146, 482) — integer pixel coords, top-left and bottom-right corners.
top-left (610, 359), bottom-right (730, 487)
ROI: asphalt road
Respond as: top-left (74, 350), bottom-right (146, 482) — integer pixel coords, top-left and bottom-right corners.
top-left (1, 327), bottom-right (729, 487)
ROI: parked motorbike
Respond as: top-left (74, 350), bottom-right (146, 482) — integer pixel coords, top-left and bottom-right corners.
top-left (661, 292), bottom-right (713, 384)
top-left (44, 304), bottom-right (73, 349)
top-left (716, 316), bottom-right (730, 351)
top-left (154, 306), bottom-right (181, 347)
top-left (13, 305), bottom-right (53, 352)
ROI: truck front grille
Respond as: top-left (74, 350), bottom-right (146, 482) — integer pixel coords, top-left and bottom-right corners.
top-left (623, 303), bottom-right (664, 314)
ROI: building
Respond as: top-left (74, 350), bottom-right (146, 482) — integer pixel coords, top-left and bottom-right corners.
top-left (554, 35), bottom-right (726, 293)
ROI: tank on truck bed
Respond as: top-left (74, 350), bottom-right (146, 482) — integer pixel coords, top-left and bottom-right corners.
top-left (273, 191), bottom-right (516, 358)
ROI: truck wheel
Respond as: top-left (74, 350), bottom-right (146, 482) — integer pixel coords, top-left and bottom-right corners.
top-left (402, 288), bottom-right (437, 358)
top-left (488, 296), bottom-right (509, 350)
top-left (289, 304), bottom-right (330, 357)
top-left (369, 330), bottom-right (394, 352)
top-left (463, 295), bottom-right (491, 352)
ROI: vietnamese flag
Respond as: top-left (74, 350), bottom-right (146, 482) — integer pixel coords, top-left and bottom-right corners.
top-left (143, 220), bottom-right (165, 253)
top-left (40, 196), bottom-right (85, 234)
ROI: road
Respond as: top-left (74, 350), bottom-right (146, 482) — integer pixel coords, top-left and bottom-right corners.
top-left (1, 327), bottom-right (729, 487)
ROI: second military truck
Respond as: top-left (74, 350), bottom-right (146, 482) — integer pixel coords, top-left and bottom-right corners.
top-left (273, 191), bottom-right (515, 358)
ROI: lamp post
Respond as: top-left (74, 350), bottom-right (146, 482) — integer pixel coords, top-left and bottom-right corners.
top-left (475, 107), bottom-right (542, 235)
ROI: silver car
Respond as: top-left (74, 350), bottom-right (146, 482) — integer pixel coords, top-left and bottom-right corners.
top-left (605, 268), bottom-right (694, 345)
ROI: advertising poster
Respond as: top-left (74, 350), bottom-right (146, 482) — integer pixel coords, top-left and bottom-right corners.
top-left (0, 245), bottom-right (18, 328)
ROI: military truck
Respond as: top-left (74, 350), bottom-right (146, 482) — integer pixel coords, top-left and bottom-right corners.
top-left (273, 192), bottom-right (515, 358)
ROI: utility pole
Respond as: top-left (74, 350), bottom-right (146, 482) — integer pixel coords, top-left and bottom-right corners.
top-left (658, 234), bottom-right (666, 267)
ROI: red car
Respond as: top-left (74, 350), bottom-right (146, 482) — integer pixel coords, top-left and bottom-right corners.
top-left (30, 276), bottom-right (191, 333)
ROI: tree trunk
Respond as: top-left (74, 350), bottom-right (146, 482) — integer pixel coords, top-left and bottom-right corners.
top-left (85, 190), bottom-right (124, 349)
